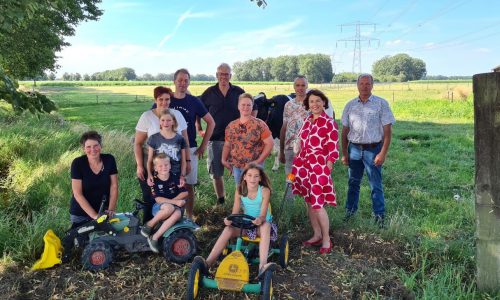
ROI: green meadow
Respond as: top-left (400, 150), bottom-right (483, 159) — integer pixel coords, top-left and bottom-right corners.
top-left (1, 81), bottom-right (492, 298)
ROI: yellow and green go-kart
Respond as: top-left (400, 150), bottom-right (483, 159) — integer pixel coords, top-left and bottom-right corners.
top-left (186, 214), bottom-right (289, 300)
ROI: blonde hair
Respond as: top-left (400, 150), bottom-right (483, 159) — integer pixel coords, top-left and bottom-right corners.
top-left (159, 109), bottom-right (178, 132)
top-left (238, 93), bottom-right (254, 105)
top-left (153, 153), bottom-right (170, 166)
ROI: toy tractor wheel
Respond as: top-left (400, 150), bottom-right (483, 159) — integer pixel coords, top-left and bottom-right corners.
top-left (186, 259), bottom-right (205, 300)
top-left (163, 229), bottom-right (197, 263)
top-left (81, 241), bottom-right (113, 271)
top-left (260, 268), bottom-right (274, 300)
top-left (278, 234), bottom-right (289, 269)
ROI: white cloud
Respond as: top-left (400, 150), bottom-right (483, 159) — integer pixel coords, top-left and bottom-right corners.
top-left (475, 48), bottom-right (491, 53)
top-left (386, 39), bottom-right (402, 46)
top-left (158, 9), bottom-right (215, 48)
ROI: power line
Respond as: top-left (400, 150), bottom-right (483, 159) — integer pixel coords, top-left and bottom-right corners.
top-left (392, 0), bottom-right (469, 41)
top-left (374, 0), bottom-right (420, 36)
top-left (406, 21), bottom-right (500, 52)
top-left (370, 0), bottom-right (392, 22)
top-left (337, 21), bottom-right (380, 73)
top-left (412, 29), bottom-right (500, 52)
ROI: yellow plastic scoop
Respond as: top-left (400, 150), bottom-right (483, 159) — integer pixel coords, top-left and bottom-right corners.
top-left (31, 229), bottom-right (62, 271)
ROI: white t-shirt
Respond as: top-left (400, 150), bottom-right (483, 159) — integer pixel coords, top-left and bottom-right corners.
top-left (135, 109), bottom-right (187, 137)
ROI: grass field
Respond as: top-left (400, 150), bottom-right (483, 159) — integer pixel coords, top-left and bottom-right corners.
top-left (1, 81), bottom-right (493, 299)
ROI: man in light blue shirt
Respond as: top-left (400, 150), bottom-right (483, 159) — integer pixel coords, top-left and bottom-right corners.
top-left (341, 74), bottom-right (395, 227)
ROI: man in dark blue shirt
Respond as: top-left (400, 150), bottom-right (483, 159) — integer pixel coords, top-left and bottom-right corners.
top-left (200, 63), bottom-right (245, 205)
top-left (170, 68), bottom-right (215, 219)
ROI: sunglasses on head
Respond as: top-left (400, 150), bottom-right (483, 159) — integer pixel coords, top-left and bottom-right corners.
top-left (238, 123), bottom-right (247, 134)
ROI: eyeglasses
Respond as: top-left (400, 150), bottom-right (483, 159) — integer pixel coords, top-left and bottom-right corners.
top-left (217, 72), bottom-right (231, 77)
top-left (238, 123), bottom-right (247, 134)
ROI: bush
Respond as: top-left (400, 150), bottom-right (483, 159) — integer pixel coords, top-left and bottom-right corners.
top-left (332, 72), bottom-right (358, 83)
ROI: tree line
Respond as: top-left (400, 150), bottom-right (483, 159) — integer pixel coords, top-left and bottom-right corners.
top-left (333, 54), bottom-right (428, 83)
top-left (232, 54), bottom-right (333, 83)
top-left (33, 68), bottom-right (216, 82)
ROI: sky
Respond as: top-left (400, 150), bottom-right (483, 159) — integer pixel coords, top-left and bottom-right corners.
top-left (57, 0), bottom-right (500, 77)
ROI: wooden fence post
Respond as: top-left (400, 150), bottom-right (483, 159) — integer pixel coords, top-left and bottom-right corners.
top-left (473, 72), bottom-right (500, 292)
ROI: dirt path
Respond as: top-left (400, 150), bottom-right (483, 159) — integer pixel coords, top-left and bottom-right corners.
top-left (0, 209), bottom-right (415, 299)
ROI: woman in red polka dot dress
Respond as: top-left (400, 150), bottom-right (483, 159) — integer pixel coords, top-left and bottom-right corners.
top-left (291, 89), bottom-right (339, 254)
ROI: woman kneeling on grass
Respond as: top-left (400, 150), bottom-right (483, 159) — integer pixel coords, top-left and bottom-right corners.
top-left (69, 131), bottom-right (118, 228)
top-left (193, 163), bottom-right (278, 277)
top-left (140, 153), bottom-right (188, 253)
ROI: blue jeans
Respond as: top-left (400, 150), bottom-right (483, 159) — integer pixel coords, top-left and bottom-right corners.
top-left (346, 142), bottom-right (385, 216)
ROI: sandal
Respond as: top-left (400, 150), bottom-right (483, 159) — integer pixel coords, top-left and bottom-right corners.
top-left (302, 238), bottom-right (322, 247)
top-left (319, 240), bottom-right (332, 254)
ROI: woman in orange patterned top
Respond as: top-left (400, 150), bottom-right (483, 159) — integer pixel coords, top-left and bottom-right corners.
top-left (222, 93), bottom-right (274, 184)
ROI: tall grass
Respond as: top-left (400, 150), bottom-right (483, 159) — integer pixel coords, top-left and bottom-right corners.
top-left (0, 113), bottom-right (138, 261)
top-left (1, 82), bottom-right (497, 298)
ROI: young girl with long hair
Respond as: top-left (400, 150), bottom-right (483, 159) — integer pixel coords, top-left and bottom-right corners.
top-left (193, 163), bottom-right (278, 276)
top-left (146, 109), bottom-right (187, 187)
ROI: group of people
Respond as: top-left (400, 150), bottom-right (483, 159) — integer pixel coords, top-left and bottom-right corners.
top-left (67, 64), bottom-right (395, 269)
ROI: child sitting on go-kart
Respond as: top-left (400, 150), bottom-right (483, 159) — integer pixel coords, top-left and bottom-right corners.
top-left (141, 153), bottom-right (188, 253)
top-left (194, 163), bottom-right (278, 277)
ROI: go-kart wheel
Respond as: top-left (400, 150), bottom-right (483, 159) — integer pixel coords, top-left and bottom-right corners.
top-left (260, 268), bottom-right (274, 300)
top-left (163, 229), bottom-right (197, 263)
top-left (81, 241), bottom-right (113, 271)
top-left (186, 259), bottom-right (205, 300)
top-left (278, 234), bottom-right (289, 269)
top-left (226, 214), bottom-right (257, 230)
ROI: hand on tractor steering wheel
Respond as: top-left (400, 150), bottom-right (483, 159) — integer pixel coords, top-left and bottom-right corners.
top-left (226, 214), bottom-right (257, 230)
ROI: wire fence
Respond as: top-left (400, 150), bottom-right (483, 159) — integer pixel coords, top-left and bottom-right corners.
top-left (37, 81), bottom-right (473, 109)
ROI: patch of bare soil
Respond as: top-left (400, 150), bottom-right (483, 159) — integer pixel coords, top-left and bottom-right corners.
top-left (0, 207), bottom-right (415, 299)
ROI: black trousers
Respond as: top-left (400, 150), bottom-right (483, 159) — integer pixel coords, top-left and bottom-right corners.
top-left (138, 175), bottom-right (154, 224)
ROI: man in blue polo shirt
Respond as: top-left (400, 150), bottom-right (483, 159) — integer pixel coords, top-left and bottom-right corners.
top-left (170, 68), bottom-right (215, 219)
top-left (200, 63), bottom-right (245, 205)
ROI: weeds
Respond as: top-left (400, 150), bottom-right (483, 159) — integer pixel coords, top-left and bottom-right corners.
top-left (0, 82), bottom-right (488, 298)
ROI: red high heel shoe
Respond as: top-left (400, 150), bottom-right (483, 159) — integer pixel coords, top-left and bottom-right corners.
top-left (319, 241), bottom-right (332, 254)
top-left (302, 238), bottom-right (322, 247)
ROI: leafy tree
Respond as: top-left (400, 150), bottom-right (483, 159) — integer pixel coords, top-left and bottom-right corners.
top-left (92, 67), bottom-right (137, 81)
top-left (270, 56), bottom-right (289, 81)
top-left (298, 54), bottom-right (332, 83)
top-left (0, 0), bottom-right (102, 113)
top-left (372, 53), bottom-right (426, 82)
top-left (141, 73), bottom-right (154, 81)
top-left (0, 67), bottom-right (56, 114)
top-left (83, 73), bottom-right (90, 81)
top-left (62, 72), bottom-right (71, 81)
top-left (333, 72), bottom-right (358, 83)
top-left (234, 54), bottom-right (332, 83)
top-left (233, 61), bottom-right (251, 81)
top-left (74, 73), bottom-right (82, 81)
top-left (261, 58), bottom-right (273, 81)
top-left (155, 73), bottom-right (169, 81)
top-left (48, 73), bottom-right (56, 81)
top-left (192, 74), bottom-right (214, 81)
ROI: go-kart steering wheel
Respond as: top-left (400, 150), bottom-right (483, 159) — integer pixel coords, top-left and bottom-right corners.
top-left (226, 214), bottom-right (257, 230)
